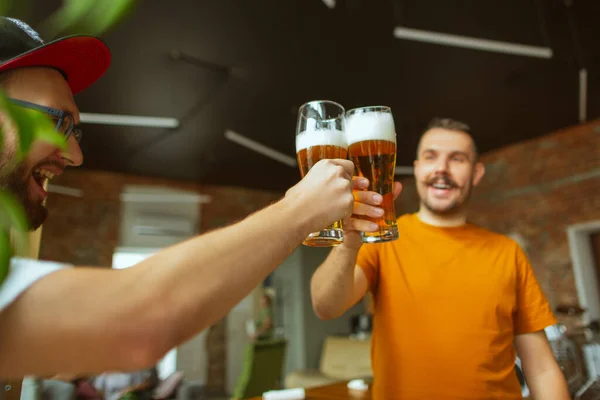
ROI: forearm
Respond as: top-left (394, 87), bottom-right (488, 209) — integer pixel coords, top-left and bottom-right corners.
top-left (310, 244), bottom-right (361, 320)
top-left (525, 364), bottom-right (570, 400)
top-left (0, 158), bottom-right (357, 378)
top-left (516, 331), bottom-right (570, 400)
top-left (140, 198), bottom-right (306, 342)
top-left (0, 197), bottom-right (308, 378)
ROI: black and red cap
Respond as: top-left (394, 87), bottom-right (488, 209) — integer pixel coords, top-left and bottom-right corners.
top-left (0, 17), bottom-right (111, 95)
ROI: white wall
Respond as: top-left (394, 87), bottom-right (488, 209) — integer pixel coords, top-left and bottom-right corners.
top-left (272, 249), bottom-right (307, 377)
top-left (569, 221), bottom-right (600, 324)
top-left (271, 247), bottom-right (366, 375)
top-left (300, 247), bottom-right (365, 369)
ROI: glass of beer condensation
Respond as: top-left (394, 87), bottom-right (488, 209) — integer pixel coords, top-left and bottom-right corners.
top-left (346, 106), bottom-right (399, 243)
top-left (296, 100), bottom-right (348, 247)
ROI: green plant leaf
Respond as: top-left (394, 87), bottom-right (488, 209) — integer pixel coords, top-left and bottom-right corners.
top-left (84, 0), bottom-right (139, 36)
top-left (38, 0), bottom-right (96, 38)
top-left (0, 190), bottom-right (29, 282)
top-left (40, 0), bottom-right (138, 38)
top-left (0, 90), bottom-right (66, 158)
top-left (0, 191), bottom-right (29, 234)
top-left (4, 0), bottom-right (34, 23)
top-left (0, 0), bottom-right (141, 288)
top-left (0, 229), bottom-right (11, 285)
top-left (0, 0), bottom-right (15, 15)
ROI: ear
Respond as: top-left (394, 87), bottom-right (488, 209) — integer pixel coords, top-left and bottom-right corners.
top-left (472, 162), bottom-right (485, 186)
top-left (413, 159), bottom-right (419, 177)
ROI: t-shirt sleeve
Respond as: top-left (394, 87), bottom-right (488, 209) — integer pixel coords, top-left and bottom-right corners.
top-left (513, 246), bottom-right (557, 334)
top-left (356, 244), bottom-right (381, 293)
top-left (0, 257), bottom-right (71, 313)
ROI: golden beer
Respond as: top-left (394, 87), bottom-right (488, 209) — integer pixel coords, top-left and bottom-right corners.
top-left (297, 145), bottom-right (349, 177)
top-left (296, 101), bottom-right (347, 247)
top-left (346, 107), bottom-right (399, 243)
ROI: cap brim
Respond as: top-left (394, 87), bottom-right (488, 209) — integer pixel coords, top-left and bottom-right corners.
top-left (0, 35), bottom-right (111, 95)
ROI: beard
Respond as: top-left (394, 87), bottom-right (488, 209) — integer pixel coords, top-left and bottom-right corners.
top-left (0, 160), bottom-right (47, 231)
top-left (422, 193), bottom-right (468, 215)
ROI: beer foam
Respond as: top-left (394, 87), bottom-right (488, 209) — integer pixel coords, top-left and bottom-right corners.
top-left (296, 129), bottom-right (347, 152)
top-left (345, 111), bottom-right (396, 145)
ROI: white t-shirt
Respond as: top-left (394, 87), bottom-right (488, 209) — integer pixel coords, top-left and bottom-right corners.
top-left (0, 257), bottom-right (70, 313)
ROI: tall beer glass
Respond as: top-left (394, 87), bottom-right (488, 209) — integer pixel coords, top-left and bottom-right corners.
top-left (346, 106), bottom-right (399, 243)
top-left (296, 100), bottom-right (348, 247)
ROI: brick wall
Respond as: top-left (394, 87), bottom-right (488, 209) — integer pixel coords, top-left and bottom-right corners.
top-left (39, 169), bottom-right (283, 393)
top-left (37, 120), bottom-right (598, 382)
top-left (394, 120), bottom-right (600, 320)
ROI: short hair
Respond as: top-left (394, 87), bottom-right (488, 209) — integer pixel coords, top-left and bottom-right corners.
top-left (417, 117), bottom-right (479, 161)
top-left (427, 117), bottom-right (471, 134)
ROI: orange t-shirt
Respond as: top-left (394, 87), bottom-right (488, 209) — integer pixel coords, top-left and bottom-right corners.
top-left (357, 213), bottom-right (557, 400)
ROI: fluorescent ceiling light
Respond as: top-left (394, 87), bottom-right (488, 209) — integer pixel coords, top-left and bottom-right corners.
top-left (322, 0), bottom-right (336, 9)
top-left (120, 192), bottom-right (211, 203)
top-left (393, 26), bottom-right (552, 59)
top-left (224, 130), bottom-right (298, 167)
top-left (80, 113), bottom-right (180, 128)
top-left (47, 184), bottom-right (83, 197)
top-left (395, 166), bottom-right (414, 175)
top-left (579, 68), bottom-right (587, 123)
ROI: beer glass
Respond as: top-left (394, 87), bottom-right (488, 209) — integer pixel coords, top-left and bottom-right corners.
top-left (296, 100), bottom-right (348, 247)
top-left (346, 106), bottom-right (399, 243)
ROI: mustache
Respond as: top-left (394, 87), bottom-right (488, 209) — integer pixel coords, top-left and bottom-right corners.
top-left (425, 174), bottom-right (459, 188)
top-left (31, 159), bottom-right (66, 172)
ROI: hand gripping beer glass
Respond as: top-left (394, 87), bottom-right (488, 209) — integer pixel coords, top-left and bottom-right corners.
top-left (346, 106), bottom-right (399, 243)
top-left (296, 100), bottom-right (348, 247)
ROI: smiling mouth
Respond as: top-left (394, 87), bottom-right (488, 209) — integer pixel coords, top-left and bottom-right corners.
top-left (431, 182), bottom-right (452, 190)
top-left (32, 167), bottom-right (56, 189)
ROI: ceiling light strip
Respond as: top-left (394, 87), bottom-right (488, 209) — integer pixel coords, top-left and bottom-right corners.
top-left (579, 68), bottom-right (587, 123)
top-left (224, 130), bottom-right (297, 167)
top-left (80, 113), bottom-right (180, 128)
top-left (47, 184), bottom-right (83, 197)
top-left (393, 26), bottom-right (552, 59)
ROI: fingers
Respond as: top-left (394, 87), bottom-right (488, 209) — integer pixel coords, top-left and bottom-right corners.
top-left (352, 176), bottom-right (369, 190)
top-left (328, 158), bottom-right (355, 179)
top-left (353, 201), bottom-right (384, 219)
top-left (345, 217), bottom-right (379, 232)
top-left (354, 189), bottom-right (382, 205)
top-left (392, 181), bottom-right (403, 200)
top-left (352, 190), bottom-right (383, 217)
top-left (353, 179), bottom-right (402, 202)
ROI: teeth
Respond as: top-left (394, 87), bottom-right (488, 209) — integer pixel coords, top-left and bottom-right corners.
top-left (34, 168), bottom-right (55, 180)
top-left (433, 183), bottom-right (450, 189)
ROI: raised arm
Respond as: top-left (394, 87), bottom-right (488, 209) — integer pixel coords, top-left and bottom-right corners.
top-left (0, 159), bottom-right (356, 379)
top-left (311, 181), bottom-right (402, 320)
top-left (311, 244), bottom-right (370, 320)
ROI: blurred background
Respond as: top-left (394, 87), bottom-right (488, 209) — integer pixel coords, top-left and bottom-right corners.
top-left (4, 0), bottom-right (599, 399)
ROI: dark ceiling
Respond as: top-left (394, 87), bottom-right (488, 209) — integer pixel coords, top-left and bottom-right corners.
top-left (17, 0), bottom-right (600, 191)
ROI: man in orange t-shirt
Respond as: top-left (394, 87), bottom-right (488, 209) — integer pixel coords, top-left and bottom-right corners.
top-left (311, 118), bottom-right (569, 399)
